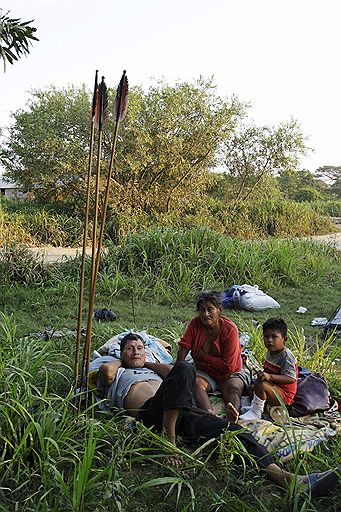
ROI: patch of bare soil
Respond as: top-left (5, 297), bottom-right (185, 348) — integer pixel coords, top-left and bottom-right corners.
top-left (307, 232), bottom-right (341, 250)
top-left (28, 246), bottom-right (93, 263)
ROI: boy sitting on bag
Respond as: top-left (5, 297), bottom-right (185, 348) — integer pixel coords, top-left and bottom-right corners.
top-left (239, 318), bottom-right (298, 421)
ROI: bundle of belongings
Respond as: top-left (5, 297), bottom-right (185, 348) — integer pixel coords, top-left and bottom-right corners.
top-left (87, 330), bottom-right (340, 463)
top-left (222, 284), bottom-right (281, 311)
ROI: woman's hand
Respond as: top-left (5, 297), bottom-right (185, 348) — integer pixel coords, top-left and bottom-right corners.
top-left (197, 349), bottom-right (205, 361)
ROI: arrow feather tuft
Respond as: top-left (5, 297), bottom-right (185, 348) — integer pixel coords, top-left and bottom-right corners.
top-left (94, 78), bottom-right (108, 130)
top-left (113, 71), bottom-right (129, 122)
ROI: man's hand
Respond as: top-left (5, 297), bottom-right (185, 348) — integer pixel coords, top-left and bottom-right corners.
top-left (167, 453), bottom-right (184, 467)
top-left (144, 361), bottom-right (173, 378)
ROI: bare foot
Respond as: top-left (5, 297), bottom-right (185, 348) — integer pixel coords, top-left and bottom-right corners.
top-left (225, 402), bottom-right (239, 423)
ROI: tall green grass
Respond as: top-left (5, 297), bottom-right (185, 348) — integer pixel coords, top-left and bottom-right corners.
top-left (101, 227), bottom-right (340, 302)
top-left (0, 201), bottom-right (88, 247)
top-left (209, 198), bottom-right (336, 238)
top-left (1, 227), bottom-right (339, 303)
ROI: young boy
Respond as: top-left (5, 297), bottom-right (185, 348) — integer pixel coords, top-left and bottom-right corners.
top-left (239, 318), bottom-right (298, 421)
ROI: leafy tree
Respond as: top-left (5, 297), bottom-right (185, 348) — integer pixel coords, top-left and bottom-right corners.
top-left (315, 165), bottom-right (341, 198)
top-left (0, 9), bottom-right (38, 71)
top-left (315, 165), bottom-right (341, 183)
top-left (292, 186), bottom-right (323, 202)
top-left (277, 168), bottom-right (325, 200)
top-left (209, 172), bottom-right (282, 203)
top-left (3, 85), bottom-right (91, 206)
top-left (3, 78), bottom-right (245, 214)
top-left (107, 78), bottom-right (244, 214)
top-left (221, 120), bottom-right (309, 202)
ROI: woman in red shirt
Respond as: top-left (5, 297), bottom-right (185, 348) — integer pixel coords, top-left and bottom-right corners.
top-left (177, 291), bottom-right (247, 420)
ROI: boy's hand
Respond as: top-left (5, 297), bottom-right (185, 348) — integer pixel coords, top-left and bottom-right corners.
top-left (257, 371), bottom-right (271, 382)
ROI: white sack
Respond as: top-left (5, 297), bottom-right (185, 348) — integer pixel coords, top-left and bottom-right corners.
top-left (233, 284), bottom-right (280, 312)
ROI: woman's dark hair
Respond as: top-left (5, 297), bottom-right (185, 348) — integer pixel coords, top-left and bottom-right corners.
top-left (262, 318), bottom-right (288, 336)
top-left (120, 333), bottom-right (145, 351)
top-left (196, 291), bottom-right (223, 310)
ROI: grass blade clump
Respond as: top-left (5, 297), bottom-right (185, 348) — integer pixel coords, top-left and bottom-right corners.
top-left (101, 227), bottom-right (340, 302)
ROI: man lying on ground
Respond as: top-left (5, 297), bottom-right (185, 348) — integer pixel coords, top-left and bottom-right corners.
top-left (94, 333), bottom-right (339, 498)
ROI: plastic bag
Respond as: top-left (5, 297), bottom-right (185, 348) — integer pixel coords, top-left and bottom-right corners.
top-left (233, 284), bottom-right (280, 312)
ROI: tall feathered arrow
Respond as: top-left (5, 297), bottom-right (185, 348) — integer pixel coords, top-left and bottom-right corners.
top-left (94, 79), bottom-right (108, 130)
top-left (74, 69), bottom-right (98, 396)
top-left (81, 71), bottom-right (129, 401)
top-left (77, 76), bottom-right (109, 409)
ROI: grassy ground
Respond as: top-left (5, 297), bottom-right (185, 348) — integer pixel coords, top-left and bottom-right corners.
top-left (0, 298), bottom-right (340, 512)
top-left (1, 275), bottom-right (339, 345)
top-left (0, 231), bottom-right (340, 511)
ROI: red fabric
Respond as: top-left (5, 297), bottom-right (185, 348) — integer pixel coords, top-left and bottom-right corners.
top-left (263, 359), bottom-right (298, 405)
top-left (179, 316), bottom-right (242, 383)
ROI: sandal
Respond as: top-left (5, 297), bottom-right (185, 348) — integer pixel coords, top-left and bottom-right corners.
top-left (306, 467), bottom-right (340, 498)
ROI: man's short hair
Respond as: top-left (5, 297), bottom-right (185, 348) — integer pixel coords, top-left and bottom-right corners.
top-left (120, 333), bottom-right (145, 352)
top-left (262, 318), bottom-right (287, 336)
top-left (196, 290), bottom-right (223, 310)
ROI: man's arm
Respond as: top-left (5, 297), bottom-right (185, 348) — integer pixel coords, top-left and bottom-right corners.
top-left (97, 361), bottom-right (121, 388)
top-left (144, 361), bottom-right (173, 378)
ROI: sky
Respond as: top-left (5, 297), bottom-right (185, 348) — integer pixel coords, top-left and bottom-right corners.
top-left (1, 0), bottom-right (340, 172)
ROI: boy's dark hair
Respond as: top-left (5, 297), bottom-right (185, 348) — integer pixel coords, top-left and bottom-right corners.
top-left (120, 333), bottom-right (145, 351)
top-left (262, 318), bottom-right (287, 336)
top-left (196, 291), bottom-right (223, 310)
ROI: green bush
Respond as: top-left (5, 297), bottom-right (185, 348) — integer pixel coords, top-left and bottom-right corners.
top-left (0, 197), bottom-right (337, 248)
top-left (310, 199), bottom-right (341, 217)
top-left (0, 200), bottom-right (89, 246)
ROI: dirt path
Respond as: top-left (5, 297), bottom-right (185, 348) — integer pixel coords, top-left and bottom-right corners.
top-left (25, 231), bottom-right (341, 264)
top-left (304, 231), bottom-right (341, 250)
top-left (28, 246), bottom-right (93, 263)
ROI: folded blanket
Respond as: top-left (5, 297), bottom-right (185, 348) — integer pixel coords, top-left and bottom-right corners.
top-left (242, 412), bottom-right (340, 463)
top-left (209, 395), bottom-right (340, 462)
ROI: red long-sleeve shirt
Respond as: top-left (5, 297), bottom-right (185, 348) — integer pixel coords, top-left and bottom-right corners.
top-left (179, 316), bottom-right (242, 383)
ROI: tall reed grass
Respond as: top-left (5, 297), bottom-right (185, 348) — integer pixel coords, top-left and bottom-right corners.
top-left (211, 198), bottom-right (336, 238)
top-left (101, 227), bottom-right (340, 302)
top-left (1, 227), bottom-right (340, 311)
top-left (310, 199), bottom-right (341, 217)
